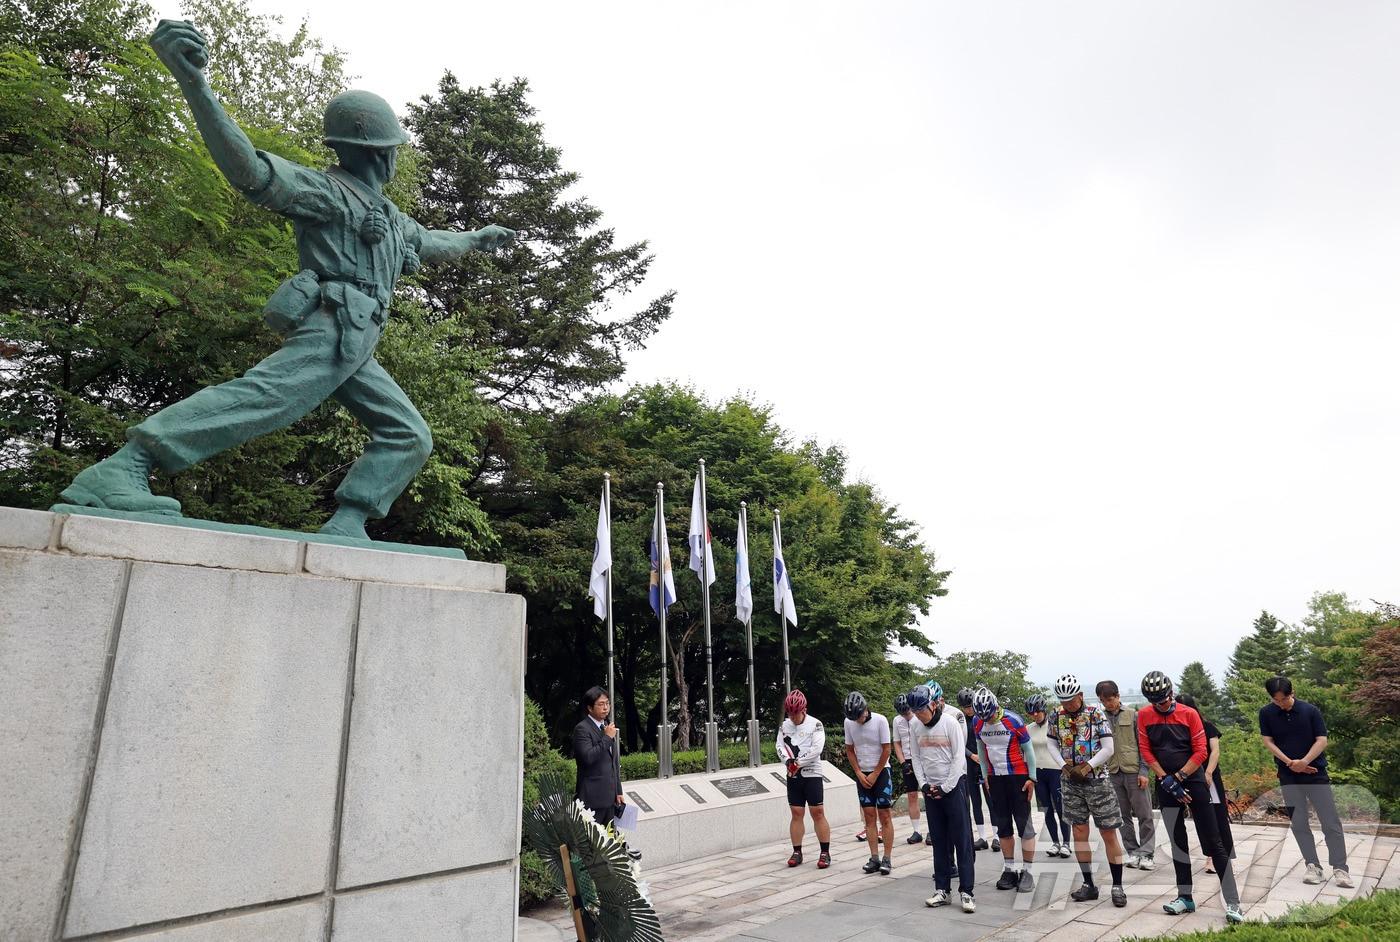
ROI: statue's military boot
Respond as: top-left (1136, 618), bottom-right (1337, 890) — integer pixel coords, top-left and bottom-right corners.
top-left (59, 442), bottom-right (182, 516)
top-left (319, 504), bottom-right (370, 541)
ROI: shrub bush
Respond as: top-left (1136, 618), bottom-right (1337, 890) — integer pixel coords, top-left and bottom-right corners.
top-left (520, 699), bottom-right (575, 909)
top-left (619, 741), bottom-right (779, 780)
top-left (1218, 725), bottom-right (1277, 800)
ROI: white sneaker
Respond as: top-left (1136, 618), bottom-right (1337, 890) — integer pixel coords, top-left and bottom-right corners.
top-left (1333, 869), bottom-right (1354, 888)
top-left (1136, 855), bottom-right (1156, 871)
top-left (1304, 863), bottom-right (1324, 885)
top-left (925, 889), bottom-right (951, 908)
top-left (961, 891), bottom-right (977, 913)
top-left (1125, 854), bottom-right (1140, 869)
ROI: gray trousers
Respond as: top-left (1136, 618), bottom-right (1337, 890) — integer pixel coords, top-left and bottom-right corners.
top-left (1110, 770), bottom-right (1156, 857)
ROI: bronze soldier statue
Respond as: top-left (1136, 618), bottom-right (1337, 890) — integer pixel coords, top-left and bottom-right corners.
top-left (59, 19), bottom-right (514, 540)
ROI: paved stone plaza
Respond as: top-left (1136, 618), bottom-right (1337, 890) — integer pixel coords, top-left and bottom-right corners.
top-left (524, 811), bottom-right (1400, 941)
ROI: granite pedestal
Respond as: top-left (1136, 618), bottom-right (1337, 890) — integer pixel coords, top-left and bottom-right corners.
top-left (0, 507), bottom-right (525, 941)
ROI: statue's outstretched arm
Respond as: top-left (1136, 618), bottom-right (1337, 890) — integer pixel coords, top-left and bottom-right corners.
top-left (150, 19), bottom-right (271, 197)
top-left (417, 225), bottom-right (517, 264)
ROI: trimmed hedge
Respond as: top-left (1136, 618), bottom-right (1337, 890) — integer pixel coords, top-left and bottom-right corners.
top-left (1126, 889), bottom-right (1400, 941)
top-left (520, 699), bottom-right (575, 908)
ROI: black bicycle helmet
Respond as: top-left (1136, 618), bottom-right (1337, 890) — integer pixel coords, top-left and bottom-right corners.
top-left (1141, 670), bottom-right (1174, 704)
top-left (844, 691), bottom-right (869, 721)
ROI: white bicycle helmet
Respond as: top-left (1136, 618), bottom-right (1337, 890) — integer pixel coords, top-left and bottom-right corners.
top-left (972, 687), bottom-right (999, 719)
top-left (1054, 673), bottom-right (1082, 701)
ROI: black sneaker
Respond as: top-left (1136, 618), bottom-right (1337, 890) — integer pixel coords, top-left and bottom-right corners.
top-left (1111, 885), bottom-right (1127, 907)
top-left (1017, 870), bottom-right (1035, 893)
top-left (1071, 883), bottom-right (1099, 902)
top-left (907, 831), bottom-right (924, 845)
top-left (972, 838), bottom-right (989, 851)
top-left (862, 855), bottom-right (882, 874)
top-left (995, 868), bottom-right (1018, 890)
top-left (879, 856), bottom-right (892, 875)
top-left (925, 832), bottom-right (934, 846)
top-left (991, 837), bottom-right (1002, 852)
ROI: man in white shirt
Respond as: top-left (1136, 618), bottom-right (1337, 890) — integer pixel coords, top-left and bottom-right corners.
top-left (892, 692), bottom-right (925, 846)
top-left (777, 689), bottom-right (831, 868)
top-left (909, 684), bottom-right (976, 913)
top-left (844, 691), bottom-right (895, 875)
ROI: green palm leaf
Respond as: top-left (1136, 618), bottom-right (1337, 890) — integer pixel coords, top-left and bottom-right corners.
top-left (523, 773), bottom-right (663, 942)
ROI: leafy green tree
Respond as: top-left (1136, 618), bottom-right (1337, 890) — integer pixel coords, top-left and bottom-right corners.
top-left (494, 384), bottom-right (948, 751)
top-left (1177, 661), bottom-right (1226, 723)
top-left (0, 0), bottom-right (317, 521)
top-left (179, 0), bottom-right (350, 155)
top-left (927, 650), bottom-right (1038, 715)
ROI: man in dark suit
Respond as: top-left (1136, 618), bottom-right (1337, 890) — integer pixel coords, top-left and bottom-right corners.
top-left (573, 686), bottom-right (625, 827)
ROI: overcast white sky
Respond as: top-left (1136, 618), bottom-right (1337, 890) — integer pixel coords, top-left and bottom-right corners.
top-left (164, 0), bottom-right (1400, 687)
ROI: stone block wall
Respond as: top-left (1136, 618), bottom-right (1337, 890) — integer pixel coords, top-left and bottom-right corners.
top-left (0, 507), bottom-right (525, 942)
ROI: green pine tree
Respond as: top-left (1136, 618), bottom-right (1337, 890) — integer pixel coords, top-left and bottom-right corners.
top-left (1177, 661), bottom-right (1225, 724)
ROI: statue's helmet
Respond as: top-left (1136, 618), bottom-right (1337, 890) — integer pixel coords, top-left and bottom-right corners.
top-left (323, 90), bottom-right (409, 150)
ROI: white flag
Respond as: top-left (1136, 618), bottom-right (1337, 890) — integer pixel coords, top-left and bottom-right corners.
top-left (735, 512), bottom-right (753, 624)
top-left (588, 485), bottom-right (611, 621)
top-left (773, 517), bottom-right (798, 627)
top-left (688, 474), bottom-right (716, 587)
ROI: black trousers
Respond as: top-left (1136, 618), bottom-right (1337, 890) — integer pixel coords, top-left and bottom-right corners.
top-left (1159, 776), bottom-right (1239, 905)
top-left (926, 777), bottom-right (975, 895)
top-left (966, 759), bottom-right (985, 827)
top-left (1280, 776), bottom-right (1348, 871)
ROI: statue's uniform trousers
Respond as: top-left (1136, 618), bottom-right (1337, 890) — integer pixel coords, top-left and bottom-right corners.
top-left (130, 308), bottom-right (429, 518)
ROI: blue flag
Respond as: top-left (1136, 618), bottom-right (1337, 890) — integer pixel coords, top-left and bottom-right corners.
top-left (649, 503), bottom-right (677, 615)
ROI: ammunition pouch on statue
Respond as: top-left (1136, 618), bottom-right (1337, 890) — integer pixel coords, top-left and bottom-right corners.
top-left (262, 269), bottom-right (322, 334)
top-left (320, 279), bottom-right (386, 361)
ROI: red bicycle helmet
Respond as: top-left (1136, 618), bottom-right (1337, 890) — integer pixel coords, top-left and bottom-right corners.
top-left (784, 689), bottom-right (808, 717)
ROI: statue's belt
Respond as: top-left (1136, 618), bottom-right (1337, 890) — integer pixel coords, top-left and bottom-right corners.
top-left (263, 270), bottom-right (389, 361)
top-left (319, 277), bottom-right (388, 361)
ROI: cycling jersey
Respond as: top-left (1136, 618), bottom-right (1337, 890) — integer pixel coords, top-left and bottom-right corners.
top-left (972, 709), bottom-right (1037, 778)
top-left (1050, 704), bottom-right (1114, 779)
top-left (777, 715), bottom-right (825, 776)
top-left (1136, 702), bottom-right (1206, 777)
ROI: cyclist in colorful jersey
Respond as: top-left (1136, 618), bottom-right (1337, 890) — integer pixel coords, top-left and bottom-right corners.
top-left (908, 685), bottom-right (977, 914)
top-left (1025, 695), bottom-right (1068, 858)
top-left (1050, 674), bottom-right (1128, 908)
top-left (891, 692), bottom-right (924, 845)
top-left (844, 691), bottom-right (895, 875)
top-left (1137, 671), bottom-right (1244, 925)
top-left (956, 687), bottom-right (993, 851)
top-left (970, 689), bottom-right (1037, 892)
top-left (777, 689), bottom-right (831, 868)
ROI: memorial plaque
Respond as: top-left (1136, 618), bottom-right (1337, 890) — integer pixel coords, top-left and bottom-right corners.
top-left (626, 791), bottom-right (653, 813)
top-left (711, 775), bottom-right (769, 800)
top-left (679, 784), bottom-right (707, 804)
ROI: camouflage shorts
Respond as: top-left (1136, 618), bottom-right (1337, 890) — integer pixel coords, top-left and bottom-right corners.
top-left (1061, 776), bottom-right (1123, 829)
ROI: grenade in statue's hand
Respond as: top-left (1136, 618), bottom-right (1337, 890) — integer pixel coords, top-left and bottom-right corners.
top-left (401, 244), bottom-right (421, 276)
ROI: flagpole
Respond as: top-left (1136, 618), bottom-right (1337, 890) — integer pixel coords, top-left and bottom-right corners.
top-left (604, 474), bottom-right (615, 724)
top-left (698, 460), bottom-right (718, 774)
top-left (656, 482), bottom-right (672, 779)
top-left (776, 509), bottom-right (792, 695)
top-left (741, 501), bottom-right (760, 767)
top-left (603, 473), bottom-right (624, 801)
